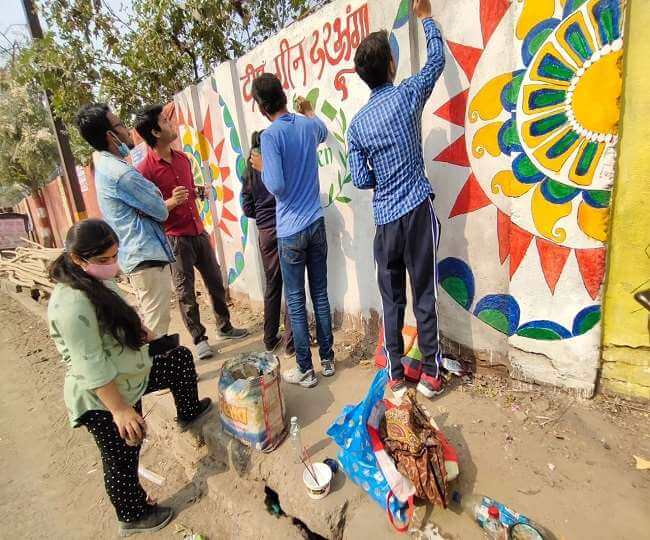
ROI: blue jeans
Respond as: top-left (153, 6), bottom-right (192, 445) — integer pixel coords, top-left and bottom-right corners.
top-left (278, 217), bottom-right (334, 372)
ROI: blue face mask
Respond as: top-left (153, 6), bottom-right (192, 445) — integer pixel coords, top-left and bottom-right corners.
top-left (110, 131), bottom-right (130, 158)
top-left (116, 141), bottom-right (130, 158)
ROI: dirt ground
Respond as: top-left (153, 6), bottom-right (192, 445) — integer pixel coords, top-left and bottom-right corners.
top-left (0, 293), bottom-right (227, 540)
top-left (1, 290), bottom-right (650, 540)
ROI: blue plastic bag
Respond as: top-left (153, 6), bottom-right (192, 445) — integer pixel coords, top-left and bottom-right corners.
top-left (327, 370), bottom-right (412, 530)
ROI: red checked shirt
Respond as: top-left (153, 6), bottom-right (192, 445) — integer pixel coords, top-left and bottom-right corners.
top-left (136, 148), bottom-right (204, 237)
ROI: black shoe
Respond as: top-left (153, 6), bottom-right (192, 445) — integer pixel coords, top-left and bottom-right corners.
top-left (216, 326), bottom-right (249, 341)
top-left (118, 505), bottom-right (173, 537)
top-left (265, 335), bottom-right (282, 353)
top-left (177, 398), bottom-right (213, 432)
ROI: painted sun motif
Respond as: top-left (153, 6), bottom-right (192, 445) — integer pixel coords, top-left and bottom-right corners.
top-left (432, 0), bottom-right (624, 341)
top-left (175, 88), bottom-right (249, 285)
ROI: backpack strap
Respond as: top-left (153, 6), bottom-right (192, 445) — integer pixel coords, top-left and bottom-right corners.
top-left (386, 491), bottom-right (415, 533)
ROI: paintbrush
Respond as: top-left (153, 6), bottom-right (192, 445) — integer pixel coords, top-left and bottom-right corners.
top-left (300, 455), bottom-right (319, 484)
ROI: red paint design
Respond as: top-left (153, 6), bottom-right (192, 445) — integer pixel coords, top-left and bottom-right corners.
top-left (447, 42), bottom-right (483, 81)
top-left (434, 89), bottom-right (469, 127)
top-left (221, 206), bottom-right (238, 223)
top-left (214, 139), bottom-right (225, 163)
top-left (222, 185), bottom-right (234, 203)
top-left (433, 134), bottom-right (470, 167)
top-left (536, 238), bottom-right (571, 294)
top-left (480, 0), bottom-right (511, 46)
top-left (201, 107), bottom-right (213, 148)
top-left (508, 222), bottom-right (533, 278)
top-left (575, 247), bottom-right (606, 300)
top-left (241, 3), bottom-right (369, 106)
top-left (220, 166), bottom-right (231, 182)
top-left (334, 68), bottom-right (357, 100)
top-left (218, 220), bottom-right (233, 237)
top-left (497, 209), bottom-right (510, 264)
top-left (449, 173), bottom-right (491, 218)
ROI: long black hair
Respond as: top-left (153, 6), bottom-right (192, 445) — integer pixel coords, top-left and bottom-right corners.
top-left (49, 219), bottom-right (145, 350)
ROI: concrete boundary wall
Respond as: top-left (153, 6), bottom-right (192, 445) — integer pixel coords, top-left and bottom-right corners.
top-left (45, 0), bottom-right (634, 397)
top-left (168, 0), bottom-right (633, 396)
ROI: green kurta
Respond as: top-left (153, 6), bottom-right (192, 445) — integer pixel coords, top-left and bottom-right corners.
top-left (48, 282), bottom-right (152, 427)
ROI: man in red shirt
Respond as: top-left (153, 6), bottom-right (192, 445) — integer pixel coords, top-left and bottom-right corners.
top-left (135, 104), bottom-right (247, 359)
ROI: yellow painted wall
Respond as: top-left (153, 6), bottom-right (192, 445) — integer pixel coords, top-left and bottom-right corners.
top-left (601, 0), bottom-right (650, 400)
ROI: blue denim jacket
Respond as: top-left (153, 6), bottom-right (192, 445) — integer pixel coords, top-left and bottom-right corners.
top-left (94, 152), bottom-right (174, 274)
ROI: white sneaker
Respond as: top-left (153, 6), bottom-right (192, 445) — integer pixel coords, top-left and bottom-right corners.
top-left (196, 340), bottom-right (214, 360)
top-left (282, 366), bottom-right (318, 388)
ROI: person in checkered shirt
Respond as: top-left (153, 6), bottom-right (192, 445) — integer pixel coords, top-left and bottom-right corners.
top-left (348, 0), bottom-right (451, 400)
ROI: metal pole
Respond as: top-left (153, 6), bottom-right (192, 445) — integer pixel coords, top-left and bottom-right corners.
top-left (21, 0), bottom-right (87, 221)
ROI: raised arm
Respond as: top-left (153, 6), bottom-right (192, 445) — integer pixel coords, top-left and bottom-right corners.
top-left (401, 0), bottom-right (445, 107)
top-left (296, 96), bottom-right (328, 144)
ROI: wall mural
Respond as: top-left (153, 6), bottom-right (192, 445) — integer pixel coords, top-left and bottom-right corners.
top-left (174, 79), bottom-right (250, 286)
top-left (428, 0), bottom-right (623, 342)
top-left (165, 0), bottom-right (626, 392)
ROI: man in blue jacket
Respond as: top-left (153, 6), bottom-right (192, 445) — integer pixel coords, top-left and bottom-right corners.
top-left (250, 74), bottom-right (334, 388)
top-left (348, 0), bottom-right (448, 399)
top-left (75, 104), bottom-right (177, 338)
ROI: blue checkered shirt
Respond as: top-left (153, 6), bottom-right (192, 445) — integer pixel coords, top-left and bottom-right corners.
top-left (348, 18), bottom-right (445, 225)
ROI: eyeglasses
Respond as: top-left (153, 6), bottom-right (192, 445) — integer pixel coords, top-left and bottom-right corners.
top-left (109, 121), bottom-right (128, 130)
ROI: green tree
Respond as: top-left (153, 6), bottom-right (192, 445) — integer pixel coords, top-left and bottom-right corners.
top-left (13, 0), bottom-right (328, 162)
top-left (0, 69), bottom-right (59, 207)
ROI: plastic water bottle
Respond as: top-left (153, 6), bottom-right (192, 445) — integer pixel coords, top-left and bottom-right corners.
top-left (451, 492), bottom-right (546, 539)
top-left (483, 506), bottom-right (507, 540)
top-left (289, 416), bottom-right (303, 464)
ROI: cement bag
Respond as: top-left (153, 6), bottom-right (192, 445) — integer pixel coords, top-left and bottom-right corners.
top-left (218, 353), bottom-right (287, 452)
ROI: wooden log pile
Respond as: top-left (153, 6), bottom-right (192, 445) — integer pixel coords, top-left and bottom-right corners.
top-left (0, 239), bottom-right (134, 297)
top-left (0, 239), bottom-right (60, 293)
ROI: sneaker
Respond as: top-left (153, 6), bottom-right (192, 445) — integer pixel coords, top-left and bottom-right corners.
top-left (321, 360), bottom-right (335, 377)
top-left (196, 339), bottom-right (214, 360)
top-left (217, 326), bottom-right (249, 341)
top-left (389, 378), bottom-right (407, 401)
top-left (118, 505), bottom-right (173, 537)
top-left (177, 398), bottom-right (213, 432)
top-left (265, 335), bottom-right (282, 353)
top-left (417, 373), bottom-right (444, 398)
top-left (282, 366), bottom-right (318, 388)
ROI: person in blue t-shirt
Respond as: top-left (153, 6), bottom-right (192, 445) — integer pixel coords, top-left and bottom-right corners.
top-left (249, 73), bottom-right (334, 388)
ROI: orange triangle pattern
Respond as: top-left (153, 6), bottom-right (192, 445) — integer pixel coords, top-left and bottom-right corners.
top-left (221, 206), bottom-right (238, 223)
top-left (434, 89), bottom-right (469, 127)
top-left (480, 0), bottom-right (510, 46)
top-left (575, 247), bottom-right (607, 300)
top-left (433, 134), bottom-right (470, 167)
top-left (214, 139), bottom-right (225, 163)
top-left (447, 42), bottom-right (483, 82)
top-left (536, 238), bottom-right (571, 294)
top-left (497, 209), bottom-right (510, 264)
top-left (508, 222), bottom-right (533, 278)
top-left (218, 220), bottom-right (233, 238)
top-left (222, 185), bottom-right (234, 203)
top-left (187, 105), bottom-right (194, 128)
top-left (220, 166), bottom-right (231, 182)
top-left (449, 173), bottom-right (491, 218)
top-left (202, 107), bottom-right (213, 148)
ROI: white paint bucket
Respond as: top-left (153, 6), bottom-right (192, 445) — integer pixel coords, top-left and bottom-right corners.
top-left (302, 462), bottom-right (332, 500)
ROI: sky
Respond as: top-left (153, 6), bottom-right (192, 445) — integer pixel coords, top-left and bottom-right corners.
top-left (2, 0), bottom-right (130, 41)
top-left (3, 1), bottom-right (29, 41)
